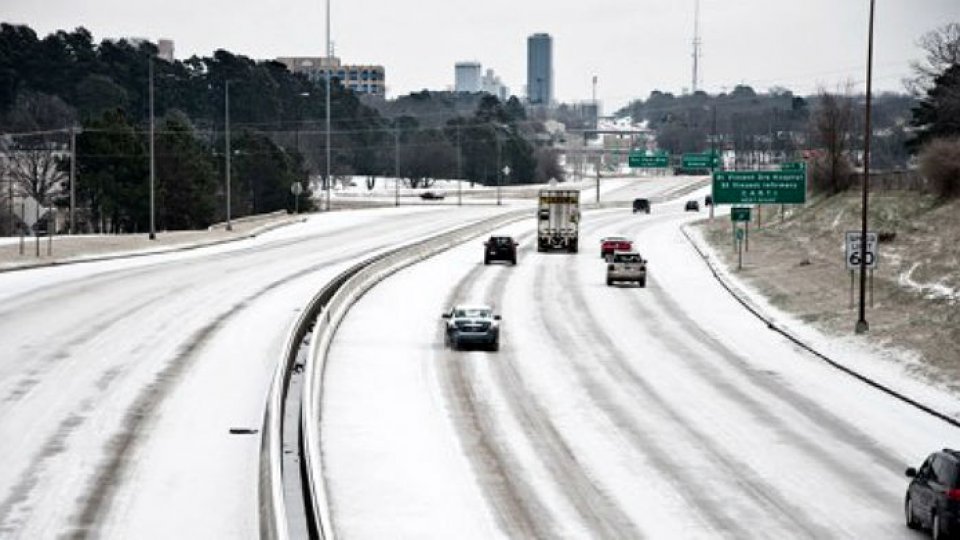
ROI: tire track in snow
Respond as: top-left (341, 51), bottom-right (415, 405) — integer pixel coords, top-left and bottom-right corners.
top-left (64, 249), bottom-right (380, 538)
top-left (428, 213), bottom-right (633, 538)
top-left (622, 216), bottom-right (906, 475)
top-left (478, 252), bottom-right (644, 539)
top-left (433, 262), bottom-right (546, 539)
top-left (1, 282), bottom-right (194, 406)
top-left (555, 259), bottom-right (828, 538)
top-left (639, 279), bottom-right (906, 484)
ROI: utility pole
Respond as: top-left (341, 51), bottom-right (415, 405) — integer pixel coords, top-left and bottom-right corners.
top-left (394, 128), bottom-right (400, 207)
top-left (148, 56), bottom-right (156, 240)
top-left (325, 0), bottom-right (332, 212)
top-left (69, 127), bottom-right (77, 234)
top-left (856, 0), bottom-right (876, 335)
top-left (456, 123), bottom-right (463, 207)
top-left (225, 80), bottom-right (232, 231)
top-left (495, 130), bottom-right (502, 206)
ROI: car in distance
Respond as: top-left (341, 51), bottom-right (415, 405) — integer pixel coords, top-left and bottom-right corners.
top-left (600, 236), bottom-right (633, 259)
top-left (632, 198), bottom-right (651, 214)
top-left (606, 251), bottom-right (647, 287)
top-left (685, 199), bottom-right (700, 212)
top-left (420, 191), bottom-right (445, 200)
top-left (704, 194), bottom-right (714, 207)
top-left (484, 236), bottom-right (518, 265)
top-left (442, 305), bottom-right (501, 351)
top-left (906, 449), bottom-right (960, 539)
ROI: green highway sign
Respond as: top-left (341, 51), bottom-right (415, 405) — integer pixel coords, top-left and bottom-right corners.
top-left (730, 207), bottom-right (752, 222)
top-left (628, 152), bottom-right (670, 168)
top-left (682, 152), bottom-right (721, 169)
top-left (781, 162), bottom-right (806, 171)
top-left (712, 170), bottom-right (807, 204)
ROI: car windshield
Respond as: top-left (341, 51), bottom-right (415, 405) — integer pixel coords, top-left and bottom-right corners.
top-left (615, 254), bottom-right (641, 263)
top-left (454, 308), bottom-right (491, 318)
top-left (491, 237), bottom-right (511, 246)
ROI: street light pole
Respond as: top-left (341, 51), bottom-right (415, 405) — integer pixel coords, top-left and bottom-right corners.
top-left (325, 0), bottom-right (332, 212)
top-left (69, 126), bottom-right (77, 234)
top-left (456, 123), bottom-right (462, 206)
top-left (496, 131), bottom-right (502, 206)
top-left (148, 57), bottom-right (156, 239)
top-left (394, 127), bottom-right (400, 207)
top-left (225, 80), bottom-right (232, 231)
top-left (856, 0), bottom-right (876, 334)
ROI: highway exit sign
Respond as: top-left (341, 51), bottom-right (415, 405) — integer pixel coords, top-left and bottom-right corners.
top-left (682, 152), bottom-right (720, 169)
top-left (628, 152), bottom-right (669, 168)
top-left (712, 171), bottom-right (807, 204)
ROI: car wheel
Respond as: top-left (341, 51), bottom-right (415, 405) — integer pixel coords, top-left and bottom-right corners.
top-left (906, 497), bottom-right (920, 530)
top-left (639, 278), bottom-right (646, 288)
top-left (490, 341), bottom-right (499, 352)
top-left (510, 258), bottom-right (517, 265)
top-left (606, 278), bottom-right (613, 286)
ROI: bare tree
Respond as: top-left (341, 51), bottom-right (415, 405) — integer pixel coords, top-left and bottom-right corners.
top-left (906, 23), bottom-right (960, 94)
top-left (811, 86), bottom-right (856, 194)
top-left (3, 134), bottom-right (67, 232)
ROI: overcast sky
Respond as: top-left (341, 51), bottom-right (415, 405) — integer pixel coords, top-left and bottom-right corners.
top-left (4, 0), bottom-right (958, 111)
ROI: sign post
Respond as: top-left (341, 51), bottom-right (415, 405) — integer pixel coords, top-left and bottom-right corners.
top-left (290, 181), bottom-right (303, 214)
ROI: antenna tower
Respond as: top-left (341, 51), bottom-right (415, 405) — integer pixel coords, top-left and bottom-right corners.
top-left (692, 0), bottom-right (702, 92)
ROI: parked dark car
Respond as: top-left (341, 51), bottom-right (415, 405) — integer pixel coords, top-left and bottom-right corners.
top-left (632, 198), bottom-right (651, 214)
top-left (705, 194), bottom-right (714, 207)
top-left (906, 449), bottom-right (960, 539)
top-left (484, 236), bottom-right (518, 265)
top-left (685, 200), bottom-right (700, 212)
top-left (420, 191), bottom-right (445, 200)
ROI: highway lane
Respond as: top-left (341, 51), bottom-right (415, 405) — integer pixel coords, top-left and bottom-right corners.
top-left (321, 190), bottom-right (957, 538)
top-left (0, 204), bottom-right (514, 539)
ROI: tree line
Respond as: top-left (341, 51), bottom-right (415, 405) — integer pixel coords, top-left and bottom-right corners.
top-left (0, 24), bottom-right (561, 234)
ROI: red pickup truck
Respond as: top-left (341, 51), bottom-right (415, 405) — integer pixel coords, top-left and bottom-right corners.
top-left (600, 236), bottom-right (633, 259)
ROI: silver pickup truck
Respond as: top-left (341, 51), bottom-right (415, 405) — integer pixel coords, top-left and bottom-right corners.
top-left (606, 251), bottom-right (647, 287)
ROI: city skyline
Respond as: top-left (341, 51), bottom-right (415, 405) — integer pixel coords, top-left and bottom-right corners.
top-left (3, 0), bottom-right (958, 111)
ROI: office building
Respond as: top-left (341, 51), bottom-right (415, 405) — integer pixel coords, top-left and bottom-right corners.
top-left (455, 62), bottom-right (482, 93)
top-left (276, 56), bottom-right (386, 96)
top-left (527, 33), bottom-right (553, 106)
top-left (157, 39), bottom-right (175, 62)
top-left (481, 69), bottom-right (510, 101)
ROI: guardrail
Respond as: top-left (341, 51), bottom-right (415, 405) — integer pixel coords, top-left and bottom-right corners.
top-left (259, 209), bottom-right (528, 540)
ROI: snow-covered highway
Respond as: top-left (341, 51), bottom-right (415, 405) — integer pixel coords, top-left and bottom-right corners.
top-left (321, 186), bottom-right (958, 538)
top-left (0, 204), bottom-right (515, 538)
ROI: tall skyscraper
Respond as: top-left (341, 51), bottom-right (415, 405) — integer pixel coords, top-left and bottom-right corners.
top-left (454, 62), bottom-right (482, 93)
top-left (527, 33), bottom-right (553, 106)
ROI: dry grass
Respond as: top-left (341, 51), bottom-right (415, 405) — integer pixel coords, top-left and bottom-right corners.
top-left (697, 192), bottom-right (960, 391)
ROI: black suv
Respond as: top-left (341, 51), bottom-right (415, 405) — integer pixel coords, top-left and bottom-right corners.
top-left (632, 198), bottom-right (651, 214)
top-left (906, 449), bottom-right (960, 539)
top-left (685, 200), bottom-right (700, 212)
top-left (484, 236), bottom-right (518, 265)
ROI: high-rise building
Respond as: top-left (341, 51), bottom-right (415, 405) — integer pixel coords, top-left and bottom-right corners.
top-left (527, 33), bottom-right (553, 106)
top-left (276, 56), bottom-right (386, 96)
top-left (481, 69), bottom-right (509, 102)
top-left (454, 62), bottom-right (482, 93)
top-left (157, 39), bottom-right (175, 62)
